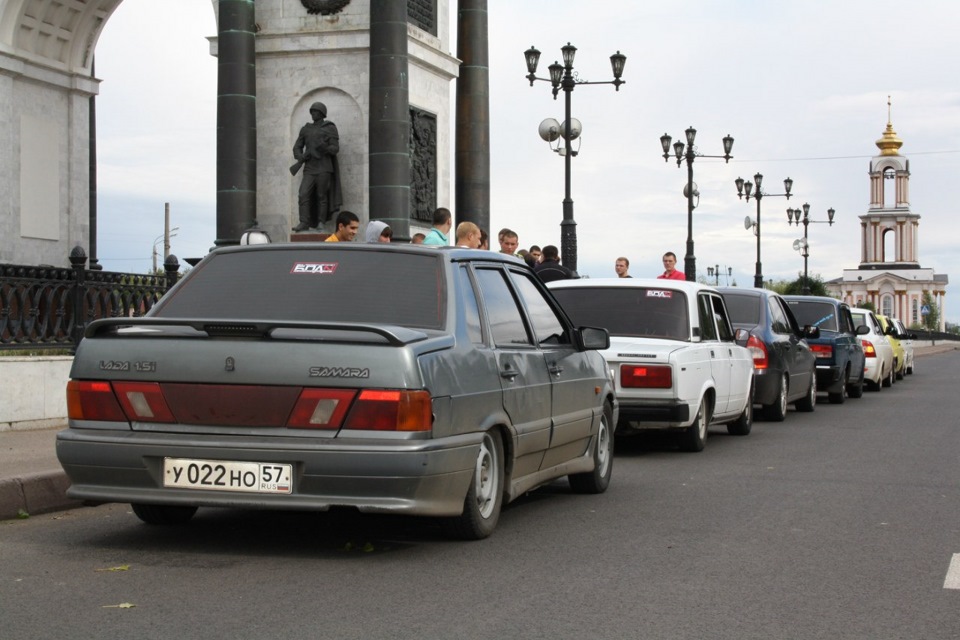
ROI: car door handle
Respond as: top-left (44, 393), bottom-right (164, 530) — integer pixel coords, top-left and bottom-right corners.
top-left (500, 365), bottom-right (519, 380)
top-left (548, 364), bottom-right (564, 376)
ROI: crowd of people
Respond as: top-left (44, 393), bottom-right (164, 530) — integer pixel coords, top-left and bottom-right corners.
top-left (319, 207), bottom-right (688, 282)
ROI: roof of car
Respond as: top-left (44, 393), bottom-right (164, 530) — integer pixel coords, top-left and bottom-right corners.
top-left (547, 277), bottom-right (715, 293)
top-left (782, 295), bottom-right (845, 305)
top-left (717, 286), bottom-right (780, 298)
top-left (205, 242), bottom-right (528, 265)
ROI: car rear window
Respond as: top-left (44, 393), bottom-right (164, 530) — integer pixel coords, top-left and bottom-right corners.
top-left (552, 286), bottom-right (689, 340)
top-left (787, 301), bottom-right (838, 331)
top-left (723, 293), bottom-right (760, 325)
top-left (152, 247), bottom-right (446, 329)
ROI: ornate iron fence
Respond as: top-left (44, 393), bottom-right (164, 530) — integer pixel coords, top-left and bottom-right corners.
top-left (0, 246), bottom-right (180, 352)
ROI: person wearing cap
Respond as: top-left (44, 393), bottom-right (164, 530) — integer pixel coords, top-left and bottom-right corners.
top-left (292, 101), bottom-right (343, 232)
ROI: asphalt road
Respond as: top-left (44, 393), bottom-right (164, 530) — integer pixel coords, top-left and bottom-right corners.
top-left (2, 353), bottom-right (958, 640)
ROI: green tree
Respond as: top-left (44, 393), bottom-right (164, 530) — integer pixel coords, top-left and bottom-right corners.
top-left (856, 300), bottom-right (876, 312)
top-left (781, 274), bottom-right (829, 296)
top-left (921, 291), bottom-right (940, 330)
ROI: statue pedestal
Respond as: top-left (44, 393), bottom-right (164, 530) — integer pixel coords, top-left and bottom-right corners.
top-left (290, 232), bottom-right (330, 243)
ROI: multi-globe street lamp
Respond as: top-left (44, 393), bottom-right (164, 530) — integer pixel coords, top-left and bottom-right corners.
top-left (736, 173), bottom-right (794, 288)
top-left (787, 203), bottom-right (835, 295)
top-left (707, 265), bottom-right (733, 287)
top-left (660, 128), bottom-right (734, 282)
top-left (525, 43), bottom-right (626, 272)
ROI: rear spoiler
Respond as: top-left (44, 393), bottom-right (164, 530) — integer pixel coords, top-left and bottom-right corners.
top-left (83, 317), bottom-right (430, 347)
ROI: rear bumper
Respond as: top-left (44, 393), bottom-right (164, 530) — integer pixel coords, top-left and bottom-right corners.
top-left (753, 368), bottom-right (784, 406)
top-left (56, 428), bottom-right (482, 517)
top-left (814, 364), bottom-right (843, 393)
top-left (616, 399), bottom-right (692, 430)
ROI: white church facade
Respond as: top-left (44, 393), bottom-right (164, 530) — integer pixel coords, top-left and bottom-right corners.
top-left (826, 104), bottom-right (948, 330)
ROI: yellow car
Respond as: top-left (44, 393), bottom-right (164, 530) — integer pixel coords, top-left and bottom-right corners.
top-left (876, 314), bottom-right (907, 380)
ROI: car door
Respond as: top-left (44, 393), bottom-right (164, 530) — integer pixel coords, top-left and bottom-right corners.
top-left (473, 266), bottom-right (552, 478)
top-left (507, 269), bottom-right (597, 470)
top-left (697, 292), bottom-right (731, 415)
top-left (838, 304), bottom-right (865, 379)
top-left (771, 296), bottom-right (811, 400)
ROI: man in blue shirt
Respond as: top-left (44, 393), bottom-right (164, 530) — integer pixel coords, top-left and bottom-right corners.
top-left (422, 208), bottom-right (453, 246)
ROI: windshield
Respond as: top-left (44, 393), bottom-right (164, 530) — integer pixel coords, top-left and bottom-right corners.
top-left (787, 301), bottom-right (838, 331)
top-left (152, 247), bottom-right (446, 330)
top-left (551, 286), bottom-right (689, 340)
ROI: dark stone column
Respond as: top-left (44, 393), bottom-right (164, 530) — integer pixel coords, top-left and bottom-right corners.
top-left (215, 0), bottom-right (257, 248)
top-left (88, 58), bottom-right (100, 269)
top-left (455, 0), bottom-right (490, 232)
top-left (368, 0), bottom-right (410, 240)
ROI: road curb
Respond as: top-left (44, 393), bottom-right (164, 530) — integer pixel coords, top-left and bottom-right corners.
top-left (0, 471), bottom-right (80, 521)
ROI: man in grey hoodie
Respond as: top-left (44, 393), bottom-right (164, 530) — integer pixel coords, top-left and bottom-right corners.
top-left (364, 220), bottom-right (393, 243)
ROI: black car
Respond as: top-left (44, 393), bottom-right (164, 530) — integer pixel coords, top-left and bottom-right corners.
top-left (719, 287), bottom-right (818, 421)
top-left (783, 295), bottom-right (867, 404)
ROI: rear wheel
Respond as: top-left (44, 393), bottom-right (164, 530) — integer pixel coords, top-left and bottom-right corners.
top-left (131, 503), bottom-right (197, 525)
top-left (680, 399), bottom-right (709, 452)
top-left (445, 430), bottom-right (504, 540)
top-left (828, 369), bottom-right (848, 404)
top-left (727, 383), bottom-right (754, 436)
top-left (795, 373), bottom-right (817, 412)
top-left (882, 365), bottom-right (894, 388)
top-left (570, 402), bottom-right (614, 493)
top-left (762, 375), bottom-right (788, 422)
top-left (847, 369), bottom-right (865, 398)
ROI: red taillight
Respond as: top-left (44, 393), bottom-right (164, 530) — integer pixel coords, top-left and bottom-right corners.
top-left (746, 334), bottom-right (769, 369)
top-left (287, 388), bottom-right (357, 429)
top-left (112, 382), bottom-right (176, 423)
top-left (861, 339), bottom-right (877, 357)
top-left (620, 364), bottom-right (672, 389)
top-left (67, 380), bottom-right (127, 422)
top-left (810, 343), bottom-right (833, 359)
top-left (343, 390), bottom-right (433, 431)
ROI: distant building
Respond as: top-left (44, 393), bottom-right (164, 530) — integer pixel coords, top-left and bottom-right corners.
top-left (826, 101), bottom-right (947, 330)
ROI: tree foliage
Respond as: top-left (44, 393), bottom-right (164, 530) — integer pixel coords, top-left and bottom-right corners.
top-left (921, 291), bottom-right (940, 330)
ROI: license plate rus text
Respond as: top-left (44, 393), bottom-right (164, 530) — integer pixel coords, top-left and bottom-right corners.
top-left (163, 458), bottom-right (292, 494)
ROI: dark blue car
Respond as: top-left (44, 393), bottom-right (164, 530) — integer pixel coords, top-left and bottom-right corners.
top-left (784, 295), bottom-right (867, 404)
top-left (720, 288), bottom-right (818, 421)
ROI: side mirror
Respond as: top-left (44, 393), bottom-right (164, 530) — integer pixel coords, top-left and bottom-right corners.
top-left (734, 327), bottom-right (750, 347)
top-left (884, 326), bottom-right (895, 336)
top-left (857, 324), bottom-right (870, 335)
top-left (577, 326), bottom-right (610, 351)
top-left (804, 325), bottom-right (821, 339)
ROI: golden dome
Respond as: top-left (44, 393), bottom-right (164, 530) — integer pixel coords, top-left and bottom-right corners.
top-left (876, 96), bottom-right (903, 156)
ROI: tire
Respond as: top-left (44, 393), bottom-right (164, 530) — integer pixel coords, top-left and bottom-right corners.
top-left (680, 398), bottom-right (709, 452)
top-left (131, 503), bottom-right (197, 525)
top-left (907, 362), bottom-right (914, 375)
top-left (727, 383), bottom-right (754, 436)
top-left (762, 375), bottom-right (788, 422)
top-left (795, 372), bottom-right (817, 412)
top-left (570, 402), bottom-right (614, 493)
top-left (882, 365), bottom-right (894, 388)
top-left (848, 368), bottom-right (865, 398)
top-left (445, 430), bottom-right (504, 540)
top-left (828, 369), bottom-right (848, 404)
top-left (895, 364), bottom-right (905, 380)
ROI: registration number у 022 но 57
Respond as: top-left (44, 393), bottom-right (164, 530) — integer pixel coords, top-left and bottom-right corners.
top-left (163, 458), bottom-right (292, 494)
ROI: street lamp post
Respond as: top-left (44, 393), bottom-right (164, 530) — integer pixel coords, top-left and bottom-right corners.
top-left (660, 128), bottom-right (734, 282)
top-left (736, 174), bottom-right (793, 288)
top-left (787, 203), bottom-right (835, 294)
top-left (152, 227), bottom-right (179, 273)
top-left (707, 265), bottom-right (733, 287)
top-left (525, 43), bottom-right (626, 272)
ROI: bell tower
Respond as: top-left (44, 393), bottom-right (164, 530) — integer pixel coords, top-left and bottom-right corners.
top-left (859, 97), bottom-right (920, 267)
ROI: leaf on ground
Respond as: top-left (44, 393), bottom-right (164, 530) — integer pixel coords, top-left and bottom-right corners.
top-left (16, 509), bottom-right (29, 519)
top-left (102, 603), bottom-right (136, 609)
top-left (95, 565), bottom-right (131, 572)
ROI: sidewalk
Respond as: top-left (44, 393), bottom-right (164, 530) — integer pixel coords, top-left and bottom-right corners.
top-left (2, 343), bottom-right (958, 521)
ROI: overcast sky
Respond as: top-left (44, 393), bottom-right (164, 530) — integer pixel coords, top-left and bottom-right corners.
top-left (93, 0), bottom-right (959, 322)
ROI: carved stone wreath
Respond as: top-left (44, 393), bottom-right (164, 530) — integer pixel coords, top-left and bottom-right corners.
top-left (300, 0), bottom-right (351, 15)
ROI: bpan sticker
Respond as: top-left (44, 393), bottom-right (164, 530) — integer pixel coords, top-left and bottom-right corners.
top-left (291, 262), bottom-right (338, 274)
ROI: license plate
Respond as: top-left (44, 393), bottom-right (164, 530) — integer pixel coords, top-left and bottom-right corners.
top-left (163, 458), bottom-right (292, 494)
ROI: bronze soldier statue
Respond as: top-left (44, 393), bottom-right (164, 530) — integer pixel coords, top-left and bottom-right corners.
top-left (291, 101), bottom-right (343, 231)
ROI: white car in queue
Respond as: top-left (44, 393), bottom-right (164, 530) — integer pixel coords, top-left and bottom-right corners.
top-left (548, 278), bottom-right (755, 452)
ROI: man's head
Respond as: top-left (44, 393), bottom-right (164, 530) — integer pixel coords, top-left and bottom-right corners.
top-left (411, 233), bottom-right (426, 244)
top-left (432, 208), bottom-right (453, 234)
top-left (662, 252), bottom-right (678, 272)
top-left (479, 229), bottom-right (489, 250)
top-left (541, 245), bottom-right (561, 262)
top-left (455, 221), bottom-right (481, 248)
top-left (309, 102), bottom-right (327, 121)
top-left (529, 245), bottom-right (542, 263)
top-left (499, 229), bottom-right (519, 255)
top-left (615, 257), bottom-right (630, 277)
top-left (334, 210), bottom-right (360, 241)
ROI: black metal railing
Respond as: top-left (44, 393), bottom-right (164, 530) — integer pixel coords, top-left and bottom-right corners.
top-left (0, 246), bottom-right (180, 352)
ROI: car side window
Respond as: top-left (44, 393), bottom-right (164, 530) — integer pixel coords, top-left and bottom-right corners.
top-left (698, 293), bottom-right (718, 341)
top-left (711, 295), bottom-right (735, 341)
top-left (507, 270), bottom-right (570, 346)
top-left (839, 307), bottom-right (854, 333)
top-left (474, 267), bottom-right (533, 347)
top-left (768, 298), bottom-right (791, 334)
top-left (458, 266), bottom-right (484, 345)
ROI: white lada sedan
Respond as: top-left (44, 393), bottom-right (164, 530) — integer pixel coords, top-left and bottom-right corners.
top-left (549, 278), bottom-right (754, 452)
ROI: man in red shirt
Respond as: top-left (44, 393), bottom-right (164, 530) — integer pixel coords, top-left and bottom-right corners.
top-left (657, 252), bottom-right (686, 280)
